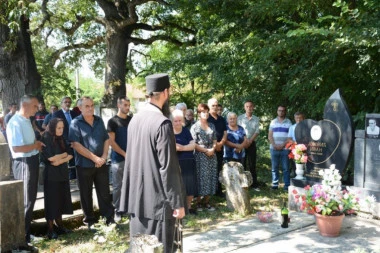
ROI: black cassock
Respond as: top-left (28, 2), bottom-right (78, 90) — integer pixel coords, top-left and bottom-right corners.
top-left (120, 103), bottom-right (185, 253)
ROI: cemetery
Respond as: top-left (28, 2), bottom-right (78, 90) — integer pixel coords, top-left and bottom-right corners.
top-left (0, 88), bottom-right (379, 253)
top-left (1, 0), bottom-right (379, 252)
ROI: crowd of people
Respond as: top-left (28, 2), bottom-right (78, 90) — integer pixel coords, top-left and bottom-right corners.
top-left (1, 73), bottom-right (304, 252)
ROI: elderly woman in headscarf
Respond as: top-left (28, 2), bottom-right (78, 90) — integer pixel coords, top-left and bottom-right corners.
top-left (41, 118), bottom-right (73, 239)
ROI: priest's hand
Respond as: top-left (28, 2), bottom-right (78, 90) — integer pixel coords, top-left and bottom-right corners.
top-left (173, 207), bottom-right (185, 219)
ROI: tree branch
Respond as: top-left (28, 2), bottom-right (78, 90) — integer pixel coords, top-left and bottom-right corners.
top-left (50, 36), bottom-right (104, 64)
top-left (61, 15), bottom-right (87, 36)
top-left (31, 0), bottom-right (50, 35)
top-left (128, 35), bottom-right (195, 47)
top-left (131, 22), bottom-right (196, 36)
top-left (117, 0), bottom-right (170, 28)
top-left (157, 18), bottom-right (196, 35)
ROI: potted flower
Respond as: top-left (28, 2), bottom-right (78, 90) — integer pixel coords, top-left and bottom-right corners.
top-left (286, 142), bottom-right (308, 179)
top-left (292, 164), bottom-right (376, 237)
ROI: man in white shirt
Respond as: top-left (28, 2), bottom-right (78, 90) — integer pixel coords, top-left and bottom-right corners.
top-left (237, 101), bottom-right (260, 191)
top-left (6, 95), bottom-right (45, 243)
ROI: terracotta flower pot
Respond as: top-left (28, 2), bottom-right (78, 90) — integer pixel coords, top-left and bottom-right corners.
top-left (314, 212), bottom-right (345, 237)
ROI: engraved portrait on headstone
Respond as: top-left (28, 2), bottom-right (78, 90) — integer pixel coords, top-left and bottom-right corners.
top-left (366, 118), bottom-right (380, 139)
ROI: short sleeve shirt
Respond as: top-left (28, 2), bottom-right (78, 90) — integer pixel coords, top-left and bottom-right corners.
top-left (269, 117), bottom-right (292, 149)
top-left (107, 115), bottom-right (132, 163)
top-left (43, 113), bottom-right (53, 127)
top-left (175, 127), bottom-right (194, 160)
top-left (207, 115), bottom-right (227, 142)
top-left (34, 110), bottom-right (49, 131)
top-left (224, 125), bottom-right (246, 159)
top-left (6, 113), bottom-right (39, 158)
top-left (190, 121), bottom-right (217, 149)
top-left (288, 123), bottom-right (297, 142)
top-left (237, 114), bottom-right (260, 139)
top-left (69, 115), bottom-right (109, 167)
top-left (4, 112), bottom-right (15, 127)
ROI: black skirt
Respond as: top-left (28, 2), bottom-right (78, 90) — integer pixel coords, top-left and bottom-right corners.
top-left (44, 180), bottom-right (73, 220)
top-left (179, 158), bottom-right (198, 196)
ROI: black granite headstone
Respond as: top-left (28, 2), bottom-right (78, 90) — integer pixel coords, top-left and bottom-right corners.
top-left (295, 89), bottom-right (354, 181)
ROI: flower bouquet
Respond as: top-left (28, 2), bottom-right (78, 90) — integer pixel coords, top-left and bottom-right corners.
top-left (292, 164), bottom-right (376, 237)
top-left (286, 142), bottom-right (308, 164)
top-left (292, 164), bottom-right (375, 216)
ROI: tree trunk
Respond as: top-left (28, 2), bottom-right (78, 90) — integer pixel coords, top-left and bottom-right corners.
top-left (0, 16), bottom-right (41, 110)
top-left (102, 28), bottom-right (132, 108)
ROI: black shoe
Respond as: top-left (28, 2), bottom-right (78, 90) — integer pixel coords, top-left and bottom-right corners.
top-left (87, 223), bottom-right (97, 232)
top-left (271, 186), bottom-right (278, 190)
top-left (56, 226), bottom-right (72, 235)
top-left (47, 231), bottom-right (58, 240)
top-left (114, 212), bottom-right (122, 223)
top-left (106, 216), bottom-right (116, 226)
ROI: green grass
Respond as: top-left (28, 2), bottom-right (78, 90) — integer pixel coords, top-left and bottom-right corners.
top-left (33, 155), bottom-right (290, 253)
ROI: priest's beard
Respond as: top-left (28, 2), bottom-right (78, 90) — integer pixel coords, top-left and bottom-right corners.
top-left (162, 98), bottom-right (171, 118)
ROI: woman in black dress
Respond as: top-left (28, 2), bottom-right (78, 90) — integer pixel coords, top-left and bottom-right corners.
top-left (41, 118), bottom-right (73, 239)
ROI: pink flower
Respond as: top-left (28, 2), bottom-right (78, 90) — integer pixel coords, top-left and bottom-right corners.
top-left (300, 156), bottom-right (308, 163)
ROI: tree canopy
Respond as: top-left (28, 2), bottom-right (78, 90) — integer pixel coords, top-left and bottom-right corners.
top-left (1, 0), bottom-right (379, 128)
top-left (143, 0), bottom-right (379, 128)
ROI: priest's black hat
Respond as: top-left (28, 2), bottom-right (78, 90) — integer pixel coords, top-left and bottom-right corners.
top-left (145, 73), bottom-right (170, 95)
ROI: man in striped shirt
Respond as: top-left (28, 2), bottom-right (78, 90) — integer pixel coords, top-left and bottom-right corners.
top-left (268, 105), bottom-right (292, 191)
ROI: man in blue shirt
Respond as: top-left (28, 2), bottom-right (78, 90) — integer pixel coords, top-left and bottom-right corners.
top-left (107, 96), bottom-right (131, 222)
top-left (69, 96), bottom-right (114, 230)
top-left (41, 104), bottom-right (58, 130)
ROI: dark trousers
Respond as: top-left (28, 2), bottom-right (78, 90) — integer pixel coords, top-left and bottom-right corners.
top-left (12, 154), bottom-right (39, 241)
top-left (130, 215), bottom-right (176, 253)
top-left (244, 141), bottom-right (258, 187)
top-left (216, 150), bottom-right (224, 195)
top-left (68, 148), bottom-right (77, 179)
top-left (76, 165), bottom-right (114, 224)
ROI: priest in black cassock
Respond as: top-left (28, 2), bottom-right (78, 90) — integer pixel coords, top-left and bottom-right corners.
top-left (120, 73), bottom-right (185, 253)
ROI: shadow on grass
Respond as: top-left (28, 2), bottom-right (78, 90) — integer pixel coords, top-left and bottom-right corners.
top-left (31, 156), bottom-right (290, 252)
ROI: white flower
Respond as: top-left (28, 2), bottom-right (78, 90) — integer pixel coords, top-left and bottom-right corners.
top-left (367, 195), bottom-right (377, 203)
